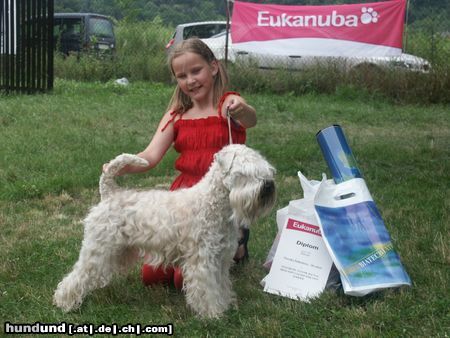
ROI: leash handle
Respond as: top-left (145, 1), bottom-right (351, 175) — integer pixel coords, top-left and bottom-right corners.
top-left (226, 106), bottom-right (233, 145)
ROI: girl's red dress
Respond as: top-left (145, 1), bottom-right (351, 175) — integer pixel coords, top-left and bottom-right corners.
top-left (169, 110), bottom-right (246, 190)
top-left (142, 99), bottom-right (246, 288)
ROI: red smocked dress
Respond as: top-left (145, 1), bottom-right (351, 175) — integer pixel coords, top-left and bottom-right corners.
top-left (142, 94), bottom-right (246, 288)
top-left (167, 107), bottom-right (246, 190)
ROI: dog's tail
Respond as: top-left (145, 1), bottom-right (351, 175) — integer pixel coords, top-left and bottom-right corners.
top-left (99, 154), bottom-right (149, 200)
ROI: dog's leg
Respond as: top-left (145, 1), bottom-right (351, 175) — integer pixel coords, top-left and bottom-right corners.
top-left (183, 253), bottom-right (234, 318)
top-left (219, 258), bottom-right (237, 309)
top-left (220, 233), bottom-right (240, 311)
top-left (53, 220), bottom-right (126, 312)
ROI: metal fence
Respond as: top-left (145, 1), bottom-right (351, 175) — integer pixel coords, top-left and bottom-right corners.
top-left (49, 0), bottom-right (448, 85)
top-left (0, 0), bottom-right (54, 93)
top-left (115, 0), bottom-right (448, 82)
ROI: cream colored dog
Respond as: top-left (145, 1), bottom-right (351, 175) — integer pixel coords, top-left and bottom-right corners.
top-left (53, 144), bottom-right (276, 318)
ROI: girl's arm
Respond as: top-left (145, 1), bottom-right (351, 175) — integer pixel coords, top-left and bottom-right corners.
top-left (221, 94), bottom-right (257, 129)
top-left (103, 111), bottom-right (176, 175)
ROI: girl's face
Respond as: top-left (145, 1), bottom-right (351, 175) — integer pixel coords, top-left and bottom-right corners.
top-left (171, 51), bottom-right (218, 104)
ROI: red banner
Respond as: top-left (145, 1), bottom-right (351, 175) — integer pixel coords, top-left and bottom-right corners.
top-left (231, 0), bottom-right (406, 57)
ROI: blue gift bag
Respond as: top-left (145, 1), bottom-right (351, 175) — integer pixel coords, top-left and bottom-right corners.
top-left (314, 176), bottom-right (411, 296)
top-left (315, 125), bottom-right (411, 295)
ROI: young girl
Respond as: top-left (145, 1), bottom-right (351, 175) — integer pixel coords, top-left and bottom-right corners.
top-left (103, 38), bottom-right (256, 289)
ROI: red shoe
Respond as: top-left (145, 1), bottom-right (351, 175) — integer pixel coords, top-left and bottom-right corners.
top-left (141, 264), bottom-right (174, 286)
top-left (173, 267), bottom-right (183, 290)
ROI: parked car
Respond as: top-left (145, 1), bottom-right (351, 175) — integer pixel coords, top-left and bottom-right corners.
top-left (54, 13), bottom-right (115, 55)
top-left (201, 32), bottom-right (431, 73)
top-left (165, 21), bottom-right (227, 52)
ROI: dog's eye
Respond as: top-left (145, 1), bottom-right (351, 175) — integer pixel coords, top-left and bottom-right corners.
top-left (262, 180), bottom-right (275, 195)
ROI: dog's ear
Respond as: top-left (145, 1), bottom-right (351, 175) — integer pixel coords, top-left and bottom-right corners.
top-left (215, 149), bottom-right (236, 174)
top-left (214, 149), bottom-right (237, 190)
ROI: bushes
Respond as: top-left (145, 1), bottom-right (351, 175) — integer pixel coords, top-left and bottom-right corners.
top-left (54, 18), bottom-right (173, 83)
top-left (54, 53), bottom-right (117, 82)
top-left (229, 60), bottom-right (449, 104)
top-left (54, 20), bottom-right (450, 104)
top-left (114, 19), bottom-right (173, 83)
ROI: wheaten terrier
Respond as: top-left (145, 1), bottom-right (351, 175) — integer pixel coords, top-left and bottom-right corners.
top-left (53, 144), bottom-right (276, 318)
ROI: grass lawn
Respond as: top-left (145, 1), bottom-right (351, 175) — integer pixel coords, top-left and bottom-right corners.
top-left (0, 79), bottom-right (449, 337)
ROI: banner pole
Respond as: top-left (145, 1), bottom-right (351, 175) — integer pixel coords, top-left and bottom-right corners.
top-left (224, 0), bottom-right (232, 67)
top-left (403, 0), bottom-right (410, 52)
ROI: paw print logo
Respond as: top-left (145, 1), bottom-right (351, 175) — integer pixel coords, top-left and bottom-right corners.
top-left (361, 7), bottom-right (379, 24)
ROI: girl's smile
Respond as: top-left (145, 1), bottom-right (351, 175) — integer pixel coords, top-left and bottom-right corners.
top-left (172, 52), bottom-right (218, 104)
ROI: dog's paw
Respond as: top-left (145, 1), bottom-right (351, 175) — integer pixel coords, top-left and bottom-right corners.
top-left (53, 282), bottom-right (83, 312)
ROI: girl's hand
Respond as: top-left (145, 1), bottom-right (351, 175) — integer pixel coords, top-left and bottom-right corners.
top-left (223, 95), bottom-right (257, 128)
top-left (102, 162), bottom-right (109, 173)
top-left (102, 162), bottom-right (127, 176)
top-left (226, 96), bottom-right (246, 120)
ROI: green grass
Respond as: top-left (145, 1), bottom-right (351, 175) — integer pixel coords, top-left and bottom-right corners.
top-left (1, 79), bottom-right (449, 337)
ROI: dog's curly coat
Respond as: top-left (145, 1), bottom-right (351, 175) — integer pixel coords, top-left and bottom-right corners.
top-left (53, 144), bottom-right (276, 318)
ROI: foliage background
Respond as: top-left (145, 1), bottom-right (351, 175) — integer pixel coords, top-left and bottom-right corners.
top-left (51, 1), bottom-right (450, 104)
top-left (53, 0), bottom-right (450, 66)
top-left (54, 0), bottom-right (449, 28)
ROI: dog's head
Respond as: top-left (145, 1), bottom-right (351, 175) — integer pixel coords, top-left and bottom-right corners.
top-left (215, 144), bottom-right (276, 227)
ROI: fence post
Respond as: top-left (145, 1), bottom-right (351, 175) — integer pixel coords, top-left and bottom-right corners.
top-left (403, 0), bottom-right (410, 52)
top-left (0, 0), bottom-right (53, 93)
top-left (47, 0), bottom-right (53, 90)
top-left (224, 0), bottom-right (231, 67)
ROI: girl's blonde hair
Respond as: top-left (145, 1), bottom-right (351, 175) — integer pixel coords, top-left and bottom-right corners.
top-left (167, 38), bottom-right (229, 114)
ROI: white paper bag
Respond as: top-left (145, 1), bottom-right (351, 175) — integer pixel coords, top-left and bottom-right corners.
top-left (263, 172), bottom-right (320, 270)
top-left (262, 172), bottom-right (340, 299)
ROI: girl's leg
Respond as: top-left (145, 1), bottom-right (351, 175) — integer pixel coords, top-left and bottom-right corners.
top-left (141, 264), bottom-right (174, 285)
top-left (233, 228), bottom-right (250, 263)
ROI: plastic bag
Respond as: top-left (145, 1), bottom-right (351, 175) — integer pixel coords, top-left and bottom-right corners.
top-left (262, 172), bottom-right (341, 291)
top-left (314, 177), bottom-right (412, 296)
top-left (263, 171), bottom-right (319, 270)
